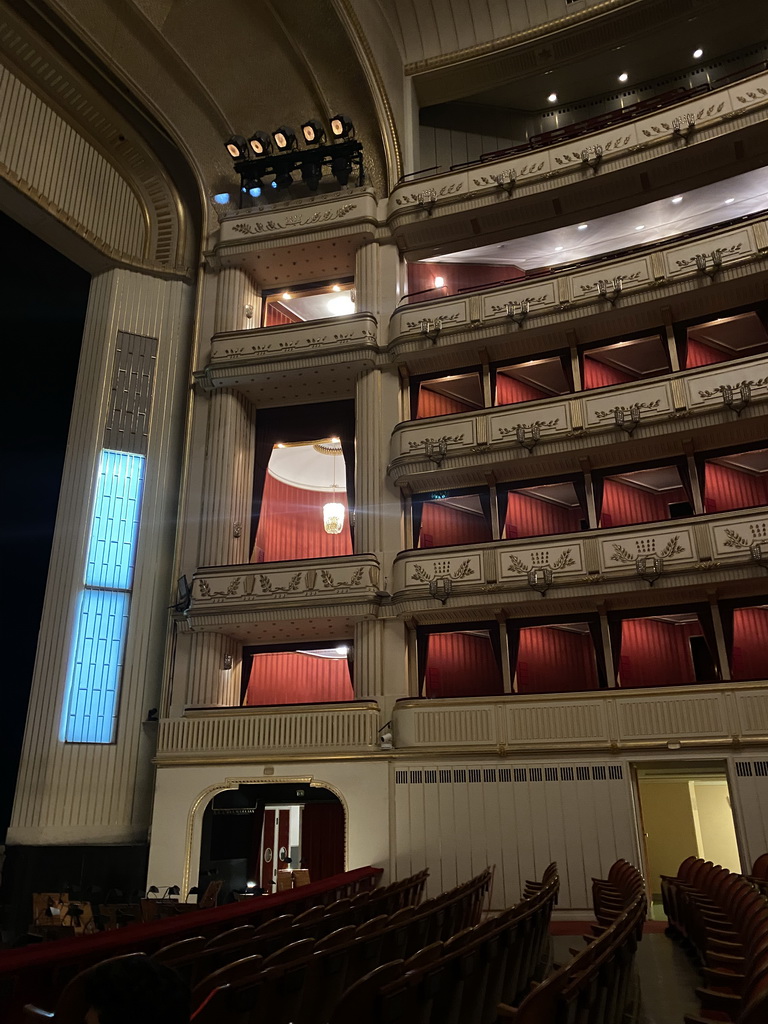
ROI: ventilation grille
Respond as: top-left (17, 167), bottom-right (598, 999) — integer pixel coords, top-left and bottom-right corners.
top-left (394, 763), bottom-right (625, 784)
top-left (103, 332), bottom-right (158, 455)
top-left (737, 760), bottom-right (768, 778)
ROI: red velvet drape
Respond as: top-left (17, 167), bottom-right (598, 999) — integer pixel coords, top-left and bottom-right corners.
top-left (406, 262), bottom-right (524, 300)
top-left (685, 336), bottom-right (727, 368)
top-left (419, 502), bottom-right (492, 548)
top-left (703, 462), bottom-right (768, 514)
top-left (504, 491), bottom-right (582, 539)
top-left (252, 474), bottom-right (352, 562)
top-left (495, 374), bottom-right (549, 406)
top-left (301, 802), bottom-right (345, 881)
top-left (731, 607), bottom-right (768, 681)
top-left (516, 627), bottom-right (599, 694)
top-left (582, 357), bottom-right (634, 390)
top-left (424, 633), bottom-right (503, 698)
top-left (618, 618), bottom-right (701, 688)
top-left (599, 478), bottom-right (688, 528)
top-left (265, 303), bottom-right (301, 326)
top-left (244, 652), bottom-right (353, 706)
top-left (416, 387), bottom-right (475, 418)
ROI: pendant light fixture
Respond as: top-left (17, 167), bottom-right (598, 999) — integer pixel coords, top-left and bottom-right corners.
top-left (322, 438), bottom-right (345, 535)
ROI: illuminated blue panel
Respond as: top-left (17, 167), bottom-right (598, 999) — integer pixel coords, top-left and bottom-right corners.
top-left (62, 589), bottom-right (130, 742)
top-left (85, 451), bottom-right (145, 589)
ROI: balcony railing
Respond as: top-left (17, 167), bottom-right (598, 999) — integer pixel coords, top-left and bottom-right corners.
top-left (156, 701), bottom-right (381, 762)
top-left (392, 508), bottom-right (768, 605)
top-left (389, 353), bottom-right (768, 484)
top-left (392, 681), bottom-right (768, 753)
top-left (388, 69), bottom-right (768, 223)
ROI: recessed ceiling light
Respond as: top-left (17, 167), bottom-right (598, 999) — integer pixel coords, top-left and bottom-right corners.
top-left (618, 72), bottom-right (628, 83)
top-left (331, 284), bottom-right (341, 292)
top-left (548, 92), bottom-right (558, 103)
top-left (282, 291), bottom-right (292, 300)
top-left (635, 225), bottom-right (645, 230)
top-left (724, 197), bottom-right (735, 204)
top-left (554, 246), bottom-right (564, 252)
top-left (577, 223), bottom-right (588, 230)
top-left (693, 48), bottom-right (703, 59)
top-left (671, 195), bottom-right (684, 204)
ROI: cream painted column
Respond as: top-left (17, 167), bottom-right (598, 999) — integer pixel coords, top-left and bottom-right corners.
top-left (198, 389), bottom-right (255, 567)
top-left (215, 265), bottom-right (260, 333)
top-left (182, 631), bottom-right (242, 707)
top-left (353, 618), bottom-right (409, 717)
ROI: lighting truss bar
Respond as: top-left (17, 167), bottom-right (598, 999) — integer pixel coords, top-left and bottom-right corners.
top-left (232, 138), bottom-right (364, 203)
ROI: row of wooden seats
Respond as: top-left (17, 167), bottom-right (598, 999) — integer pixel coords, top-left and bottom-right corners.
top-left (499, 859), bottom-right (645, 1023)
top-left (189, 868), bottom-right (492, 1023)
top-left (660, 856), bottom-right (768, 1024)
top-left (326, 864), bottom-right (559, 1024)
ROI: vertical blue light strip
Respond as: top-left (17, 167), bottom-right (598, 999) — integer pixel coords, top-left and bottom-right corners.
top-left (62, 450), bottom-right (145, 743)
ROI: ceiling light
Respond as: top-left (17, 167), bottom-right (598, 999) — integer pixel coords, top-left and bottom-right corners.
top-left (330, 436), bottom-right (340, 443)
top-left (635, 224), bottom-right (645, 230)
top-left (693, 48), bottom-right (703, 59)
top-left (547, 92), bottom-right (558, 103)
top-left (272, 126), bottom-right (297, 151)
top-left (618, 72), bottom-right (628, 83)
top-left (225, 135), bottom-right (248, 160)
top-left (282, 292), bottom-right (292, 300)
top-left (329, 114), bottom-right (354, 139)
top-left (248, 131), bottom-right (272, 156)
top-left (327, 295), bottom-right (355, 316)
top-left (276, 442), bottom-right (286, 448)
top-left (323, 451), bottom-right (344, 535)
top-left (671, 195), bottom-right (684, 204)
top-left (577, 223), bottom-right (588, 230)
top-left (331, 284), bottom-right (341, 292)
top-left (724, 197), bottom-right (735, 205)
top-left (554, 246), bottom-right (564, 252)
top-left (433, 276), bottom-right (445, 288)
top-left (335, 645), bottom-right (349, 656)
top-left (301, 119), bottom-right (326, 145)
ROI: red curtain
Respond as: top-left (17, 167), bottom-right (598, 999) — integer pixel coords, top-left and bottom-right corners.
top-left (582, 356), bottom-right (634, 390)
top-left (618, 618), bottom-right (701, 688)
top-left (685, 336), bottom-right (727, 368)
top-left (301, 802), bottom-right (345, 881)
top-left (731, 607), bottom-right (768, 681)
top-left (406, 262), bottom-right (524, 300)
top-left (516, 627), bottom-right (599, 694)
top-left (505, 491), bottom-right (582, 539)
top-left (416, 387), bottom-right (475, 418)
top-left (599, 478), bottom-right (687, 528)
top-left (703, 462), bottom-right (768, 513)
top-left (265, 303), bottom-right (301, 326)
top-left (419, 502), bottom-right (492, 548)
top-left (424, 633), bottom-right (503, 698)
top-left (495, 374), bottom-right (549, 406)
top-left (244, 653), bottom-right (353, 706)
top-left (252, 474), bottom-right (352, 562)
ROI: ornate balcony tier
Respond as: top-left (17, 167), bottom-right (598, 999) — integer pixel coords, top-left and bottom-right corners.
top-left (388, 217), bottom-right (768, 356)
top-left (156, 701), bottom-right (381, 764)
top-left (392, 682), bottom-right (768, 755)
top-left (389, 353), bottom-right (768, 490)
top-left (392, 508), bottom-right (768, 618)
top-left (180, 555), bottom-right (382, 638)
top-left (387, 71), bottom-right (768, 250)
top-left (196, 314), bottom-right (379, 401)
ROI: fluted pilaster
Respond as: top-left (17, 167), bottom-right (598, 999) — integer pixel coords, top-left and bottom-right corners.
top-left (198, 389), bottom-right (255, 566)
top-left (354, 619), bottom-right (409, 707)
top-left (215, 266), bottom-right (260, 334)
top-left (184, 632), bottom-right (242, 707)
top-left (354, 367), bottom-right (402, 566)
top-left (355, 241), bottom-right (402, 321)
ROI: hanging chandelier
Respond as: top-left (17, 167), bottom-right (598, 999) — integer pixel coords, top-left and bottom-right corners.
top-left (321, 438), bottom-right (345, 535)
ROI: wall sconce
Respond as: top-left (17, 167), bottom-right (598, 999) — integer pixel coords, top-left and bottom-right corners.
top-left (244, 303), bottom-right (254, 322)
top-left (429, 577), bottom-right (452, 603)
top-left (506, 299), bottom-right (530, 327)
top-left (223, 654), bottom-right (233, 670)
top-left (721, 382), bottom-right (751, 416)
top-left (750, 542), bottom-right (768, 571)
top-left (597, 277), bottom-right (623, 305)
top-left (672, 113), bottom-right (697, 140)
top-left (516, 422), bottom-right (541, 452)
top-left (527, 566), bottom-right (553, 596)
top-left (636, 555), bottom-right (663, 586)
top-left (491, 169), bottom-right (516, 195)
top-left (581, 145), bottom-right (603, 172)
top-left (694, 250), bottom-right (723, 280)
top-left (614, 404), bottom-right (641, 435)
top-left (417, 188), bottom-right (437, 214)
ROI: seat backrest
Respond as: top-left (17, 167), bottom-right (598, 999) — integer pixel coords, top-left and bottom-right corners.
top-left (190, 954), bottom-right (264, 1009)
top-left (328, 960), bottom-right (404, 1024)
top-left (41, 954), bottom-right (150, 1024)
top-left (314, 926), bottom-right (357, 952)
top-left (355, 914), bottom-right (389, 937)
top-left (261, 938), bottom-right (315, 969)
top-left (253, 913), bottom-right (295, 935)
top-left (751, 853), bottom-right (768, 879)
top-left (293, 905), bottom-right (325, 926)
top-left (204, 924), bottom-right (256, 949)
top-left (153, 935), bottom-right (207, 963)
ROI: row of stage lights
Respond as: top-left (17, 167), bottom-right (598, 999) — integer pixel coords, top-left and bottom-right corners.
top-left (222, 115), bottom-right (362, 201)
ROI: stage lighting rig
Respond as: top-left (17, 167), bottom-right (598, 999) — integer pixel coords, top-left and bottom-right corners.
top-left (224, 115), bottom-right (363, 205)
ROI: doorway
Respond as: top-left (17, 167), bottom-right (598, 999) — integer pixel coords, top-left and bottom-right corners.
top-left (635, 762), bottom-right (741, 914)
top-left (198, 782), bottom-right (345, 903)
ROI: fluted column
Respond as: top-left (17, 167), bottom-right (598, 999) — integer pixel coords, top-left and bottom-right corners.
top-left (183, 632), bottom-right (242, 708)
top-left (198, 388), bottom-right (255, 567)
top-left (354, 619), bottom-right (409, 712)
top-left (355, 240), bottom-right (402, 322)
top-left (215, 266), bottom-right (260, 334)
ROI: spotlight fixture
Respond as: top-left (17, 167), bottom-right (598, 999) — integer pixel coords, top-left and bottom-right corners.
top-left (618, 72), bottom-right (629, 83)
top-left (331, 153), bottom-right (353, 185)
top-left (213, 193), bottom-right (230, 205)
top-left (301, 159), bottom-right (323, 191)
top-left (274, 169), bottom-right (294, 189)
top-left (329, 113), bottom-right (354, 139)
top-left (225, 135), bottom-right (249, 160)
top-left (301, 119), bottom-right (326, 145)
top-left (241, 178), bottom-right (263, 198)
top-left (248, 131), bottom-right (272, 156)
top-left (547, 92), bottom-right (558, 103)
top-left (693, 48), bottom-right (703, 59)
top-left (272, 126), bottom-right (297, 151)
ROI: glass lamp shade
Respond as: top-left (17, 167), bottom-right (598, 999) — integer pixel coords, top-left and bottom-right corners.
top-left (323, 501), bottom-right (345, 535)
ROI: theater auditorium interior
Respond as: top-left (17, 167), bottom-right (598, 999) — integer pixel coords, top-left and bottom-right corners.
top-left (1, 0), bottom-right (768, 1020)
